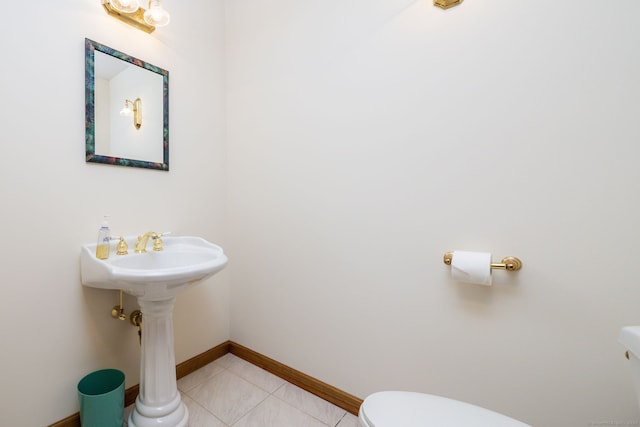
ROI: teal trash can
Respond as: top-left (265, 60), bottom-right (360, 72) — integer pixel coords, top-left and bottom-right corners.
top-left (77, 369), bottom-right (125, 427)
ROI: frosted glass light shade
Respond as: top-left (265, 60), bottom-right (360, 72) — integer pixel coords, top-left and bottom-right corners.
top-left (109, 0), bottom-right (140, 13)
top-left (143, 0), bottom-right (170, 27)
top-left (120, 102), bottom-right (133, 117)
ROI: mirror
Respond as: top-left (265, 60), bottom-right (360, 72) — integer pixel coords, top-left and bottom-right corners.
top-left (85, 38), bottom-right (169, 171)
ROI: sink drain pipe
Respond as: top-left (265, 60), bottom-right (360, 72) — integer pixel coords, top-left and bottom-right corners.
top-left (130, 309), bottom-right (142, 345)
top-left (111, 290), bottom-right (143, 345)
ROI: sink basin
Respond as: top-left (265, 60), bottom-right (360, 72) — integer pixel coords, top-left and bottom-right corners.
top-left (80, 235), bottom-right (228, 427)
top-left (80, 235), bottom-right (227, 299)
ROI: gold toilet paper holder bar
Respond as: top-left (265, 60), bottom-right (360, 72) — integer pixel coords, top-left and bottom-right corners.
top-left (443, 252), bottom-right (523, 272)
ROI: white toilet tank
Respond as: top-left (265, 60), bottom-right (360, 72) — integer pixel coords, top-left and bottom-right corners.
top-left (619, 326), bottom-right (640, 409)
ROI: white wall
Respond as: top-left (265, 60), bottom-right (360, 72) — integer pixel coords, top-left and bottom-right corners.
top-left (0, 1), bottom-right (227, 425)
top-left (2, 1), bottom-right (639, 425)
top-left (225, 1), bottom-right (640, 425)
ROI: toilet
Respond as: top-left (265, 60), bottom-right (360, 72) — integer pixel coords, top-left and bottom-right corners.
top-left (619, 326), bottom-right (640, 410)
top-left (358, 391), bottom-right (530, 426)
top-left (358, 326), bottom-right (640, 426)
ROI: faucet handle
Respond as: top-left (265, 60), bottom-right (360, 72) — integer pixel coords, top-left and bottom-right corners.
top-left (116, 237), bottom-right (129, 255)
top-left (153, 235), bottom-right (163, 251)
top-left (152, 232), bottom-right (171, 251)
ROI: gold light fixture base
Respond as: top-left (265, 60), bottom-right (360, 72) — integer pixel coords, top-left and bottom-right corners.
top-left (434, 0), bottom-right (463, 9)
top-left (102, 0), bottom-right (156, 33)
top-left (132, 98), bottom-right (142, 129)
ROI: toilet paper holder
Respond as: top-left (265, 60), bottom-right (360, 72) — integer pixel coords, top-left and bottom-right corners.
top-left (443, 252), bottom-right (523, 271)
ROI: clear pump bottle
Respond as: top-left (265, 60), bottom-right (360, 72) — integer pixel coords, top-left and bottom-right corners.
top-left (96, 217), bottom-right (111, 260)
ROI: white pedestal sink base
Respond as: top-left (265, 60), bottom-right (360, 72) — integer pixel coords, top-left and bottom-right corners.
top-left (129, 395), bottom-right (188, 427)
top-left (128, 297), bottom-right (189, 427)
top-left (80, 236), bottom-right (228, 427)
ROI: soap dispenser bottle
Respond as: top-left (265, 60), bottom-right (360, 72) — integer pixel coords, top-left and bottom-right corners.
top-left (96, 217), bottom-right (111, 260)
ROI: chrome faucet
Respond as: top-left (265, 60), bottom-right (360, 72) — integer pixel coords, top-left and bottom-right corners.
top-left (134, 231), bottom-right (163, 253)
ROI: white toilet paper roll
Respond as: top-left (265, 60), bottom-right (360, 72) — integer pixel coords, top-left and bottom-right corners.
top-left (451, 251), bottom-right (492, 286)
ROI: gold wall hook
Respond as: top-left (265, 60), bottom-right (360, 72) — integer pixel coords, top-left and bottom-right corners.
top-left (443, 252), bottom-right (523, 271)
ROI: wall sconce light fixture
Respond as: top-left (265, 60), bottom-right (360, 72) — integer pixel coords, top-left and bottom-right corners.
top-left (434, 0), bottom-right (463, 9)
top-left (120, 98), bottom-right (142, 130)
top-left (102, 0), bottom-right (170, 33)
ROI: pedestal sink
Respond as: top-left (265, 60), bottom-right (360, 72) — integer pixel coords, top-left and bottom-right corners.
top-left (80, 235), bottom-right (228, 427)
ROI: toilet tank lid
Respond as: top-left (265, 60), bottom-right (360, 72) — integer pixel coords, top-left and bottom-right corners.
top-left (360, 391), bottom-right (530, 427)
top-left (619, 326), bottom-right (640, 358)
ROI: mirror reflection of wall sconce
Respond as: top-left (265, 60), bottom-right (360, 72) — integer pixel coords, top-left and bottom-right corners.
top-left (434, 0), bottom-right (463, 9)
top-left (102, 0), bottom-right (170, 34)
top-left (120, 98), bottom-right (142, 130)
top-left (85, 38), bottom-right (169, 171)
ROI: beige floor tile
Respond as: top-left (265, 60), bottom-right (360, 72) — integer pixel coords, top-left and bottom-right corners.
top-left (123, 403), bottom-right (133, 426)
top-left (336, 412), bottom-right (360, 427)
top-left (182, 395), bottom-right (226, 427)
top-left (177, 359), bottom-right (226, 392)
top-left (125, 356), bottom-right (357, 427)
top-left (233, 395), bottom-right (328, 427)
top-left (215, 352), bottom-right (240, 369)
top-left (274, 382), bottom-right (347, 426)
top-left (225, 354), bottom-right (287, 393)
top-left (186, 370), bottom-right (269, 425)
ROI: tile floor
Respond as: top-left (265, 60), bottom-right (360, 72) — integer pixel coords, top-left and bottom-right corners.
top-left (124, 353), bottom-right (361, 427)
